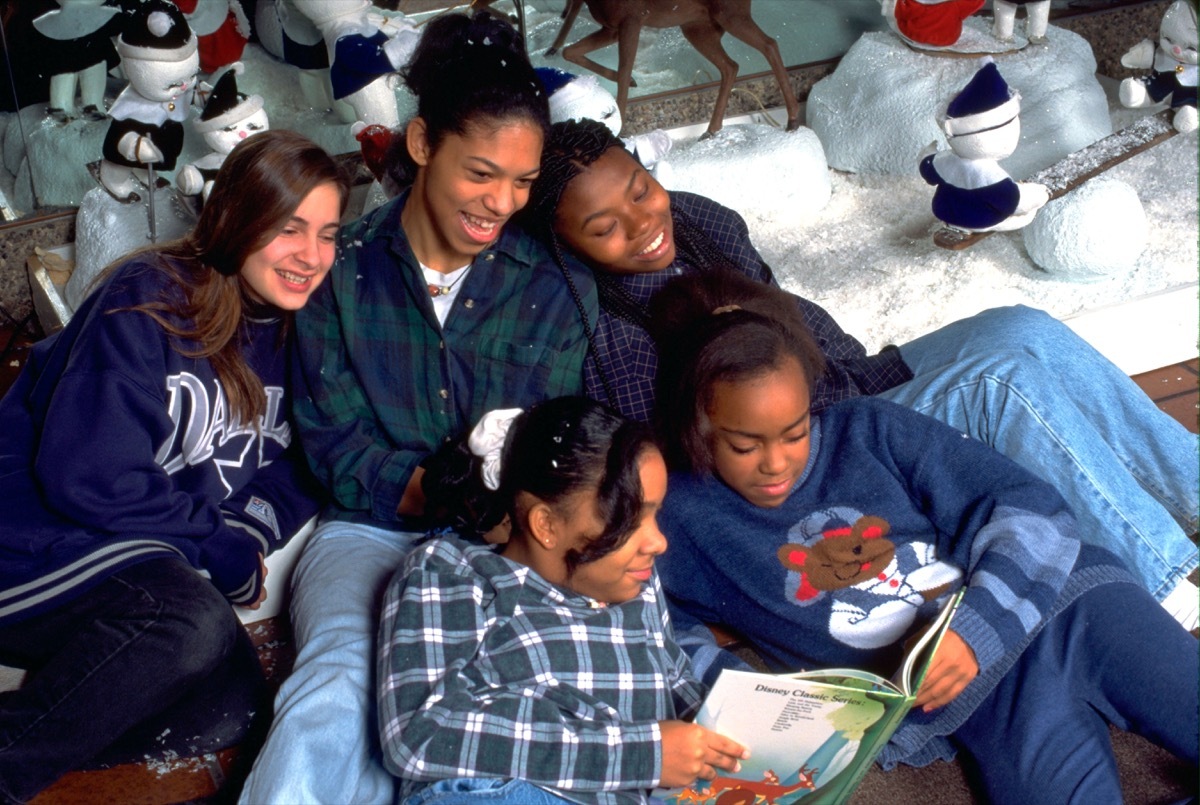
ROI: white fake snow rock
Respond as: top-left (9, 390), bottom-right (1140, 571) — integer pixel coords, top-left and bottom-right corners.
top-left (654, 124), bottom-right (831, 229)
top-left (1023, 178), bottom-right (1148, 282)
top-left (807, 19), bottom-right (1112, 179)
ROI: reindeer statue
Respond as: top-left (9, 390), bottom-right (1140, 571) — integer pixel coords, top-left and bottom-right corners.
top-left (542, 0), bottom-right (800, 138)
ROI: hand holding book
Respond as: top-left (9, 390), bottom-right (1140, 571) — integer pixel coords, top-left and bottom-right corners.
top-left (658, 721), bottom-right (749, 788)
top-left (914, 628), bottom-right (978, 712)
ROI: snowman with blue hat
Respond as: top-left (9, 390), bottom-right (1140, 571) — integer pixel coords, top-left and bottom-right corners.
top-left (919, 57), bottom-right (1048, 232)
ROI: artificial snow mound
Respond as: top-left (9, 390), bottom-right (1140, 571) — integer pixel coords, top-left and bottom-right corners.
top-left (807, 20), bottom-right (1112, 180)
top-left (653, 124), bottom-right (831, 228)
top-left (68, 187), bottom-right (194, 311)
top-left (1022, 177), bottom-right (1148, 282)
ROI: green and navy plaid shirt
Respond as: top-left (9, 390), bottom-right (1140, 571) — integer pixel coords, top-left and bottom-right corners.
top-left (378, 536), bottom-right (706, 805)
top-left (292, 191), bottom-right (597, 529)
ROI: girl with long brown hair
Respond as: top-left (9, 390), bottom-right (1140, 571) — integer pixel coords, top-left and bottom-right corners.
top-left (0, 129), bottom-right (348, 801)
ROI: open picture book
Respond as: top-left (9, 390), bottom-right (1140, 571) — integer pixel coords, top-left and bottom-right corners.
top-left (658, 590), bottom-right (964, 805)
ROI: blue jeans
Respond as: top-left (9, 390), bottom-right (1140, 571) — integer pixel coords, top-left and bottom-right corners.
top-left (953, 581), bottom-right (1199, 804)
top-left (0, 558), bottom-right (265, 803)
top-left (403, 778), bottom-right (576, 805)
top-left (879, 306), bottom-right (1199, 599)
top-left (240, 520), bottom-right (424, 805)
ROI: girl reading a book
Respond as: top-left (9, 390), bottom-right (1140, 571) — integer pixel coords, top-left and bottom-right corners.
top-left (520, 118), bottom-right (1199, 633)
top-left (377, 396), bottom-right (748, 805)
top-left (647, 270), bottom-right (1198, 805)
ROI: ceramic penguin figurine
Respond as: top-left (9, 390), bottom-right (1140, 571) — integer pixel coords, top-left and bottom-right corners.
top-left (171, 0), bottom-right (251, 75)
top-left (290, 0), bottom-right (420, 129)
top-left (992, 0), bottom-right (1051, 44)
top-left (176, 62), bottom-right (268, 203)
top-left (919, 58), bottom-right (1049, 232)
top-left (97, 0), bottom-right (198, 202)
top-left (880, 0), bottom-right (985, 48)
top-left (535, 67), bottom-right (674, 168)
top-left (31, 0), bottom-right (125, 123)
top-left (1119, 0), bottom-right (1198, 134)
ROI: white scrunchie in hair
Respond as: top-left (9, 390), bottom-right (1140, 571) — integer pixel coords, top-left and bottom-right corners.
top-left (467, 408), bottom-right (523, 491)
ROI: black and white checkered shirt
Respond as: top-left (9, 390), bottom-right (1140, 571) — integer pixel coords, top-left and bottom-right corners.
top-left (379, 536), bottom-right (705, 805)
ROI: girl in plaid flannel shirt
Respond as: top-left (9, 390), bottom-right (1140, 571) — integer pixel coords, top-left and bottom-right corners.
top-left (379, 397), bottom-right (747, 805)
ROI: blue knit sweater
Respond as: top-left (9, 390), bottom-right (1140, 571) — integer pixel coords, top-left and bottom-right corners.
top-left (658, 397), bottom-right (1132, 767)
top-left (0, 258), bottom-right (325, 624)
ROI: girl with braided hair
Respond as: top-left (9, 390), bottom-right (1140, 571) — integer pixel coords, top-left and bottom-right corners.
top-left (520, 118), bottom-right (1198, 636)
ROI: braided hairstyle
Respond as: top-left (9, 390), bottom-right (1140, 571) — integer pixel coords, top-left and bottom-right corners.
top-left (523, 119), bottom-right (774, 405)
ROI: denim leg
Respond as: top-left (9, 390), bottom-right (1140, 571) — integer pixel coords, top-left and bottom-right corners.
top-left (240, 520), bottom-right (424, 805)
top-left (0, 558), bottom-right (257, 803)
top-left (880, 305), bottom-right (1199, 599)
top-left (953, 582), bottom-right (1198, 804)
top-left (403, 778), bottom-right (577, 805)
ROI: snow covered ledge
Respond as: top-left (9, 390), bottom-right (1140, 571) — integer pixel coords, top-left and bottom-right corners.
top-left (1060, 284), bottom-right (1199, 377)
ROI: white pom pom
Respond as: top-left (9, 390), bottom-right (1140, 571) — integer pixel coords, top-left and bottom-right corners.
top-left (147, 10), bottom-right (172, 38)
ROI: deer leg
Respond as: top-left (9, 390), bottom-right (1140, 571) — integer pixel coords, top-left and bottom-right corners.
top-left (545, 0), bottom-right (585, 56)
top-left (680, 21), bottom-right (739, 137)
top-left (607, 19), bottom-right (644, 135)
top-left (561, 27), bottom-right (624, 84)
top-left (716, 12), bottom-right (801, 131)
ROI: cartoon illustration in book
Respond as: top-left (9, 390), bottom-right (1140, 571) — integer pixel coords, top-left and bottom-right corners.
top-left (776, 507), bottom-right (960, 649)
top-left (707, 764), bottom-right (819, 804)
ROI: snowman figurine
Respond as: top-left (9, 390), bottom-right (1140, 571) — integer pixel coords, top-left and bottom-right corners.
top-left (919, 58), bottom-right (1049, 232)
top-left (536, 67), bottom-right (674, 168)
top-left (176, 62), bottom-right (268, 203)
top-left (98, 0), bottom-right (199, 202)
top-left (254, 0), bottom-right (338, 115)
top-left (1119, 0), bottom-right (1198, 134)
top-left (992, 1), bottom-right (1051, 44)
top-left (290, 0), bottom-right (420, 129)
top-left (880, 0), bottom-right (985, 49)
top-left (31, 0), bottom-right (125, 123)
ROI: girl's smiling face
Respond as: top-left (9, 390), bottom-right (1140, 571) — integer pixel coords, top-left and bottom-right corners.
top-left (562, 448), bottom-right (669, 605)
top-left (554, 146), bottom-right (676, 274)
top-left (239, 182), bottom-right (342, 310)
top-left (404, 117), bottom-right (543, 272)
top-left (707, 357), bottom-right (813, 509)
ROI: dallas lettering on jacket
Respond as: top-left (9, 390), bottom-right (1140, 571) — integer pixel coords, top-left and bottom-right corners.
top-left (158, 371), bottom-right (291, 495)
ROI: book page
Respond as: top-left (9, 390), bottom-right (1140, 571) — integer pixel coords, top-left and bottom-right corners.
top-left (657, 670), bottom-right (906, 804)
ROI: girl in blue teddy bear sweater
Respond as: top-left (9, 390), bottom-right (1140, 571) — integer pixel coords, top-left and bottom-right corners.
top-left (649, 269), bottom-right (1198, 805)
